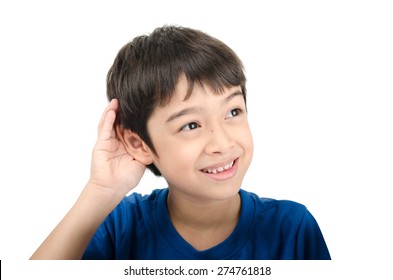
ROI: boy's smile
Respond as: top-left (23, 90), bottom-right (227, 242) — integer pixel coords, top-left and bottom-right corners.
top-left (200, 158), bottom-right (239, 181)
top-left (146, 76), bottom-right (253, 202)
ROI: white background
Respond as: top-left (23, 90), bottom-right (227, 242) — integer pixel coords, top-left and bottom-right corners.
top-left (0, 0), bottom-right (392, 278)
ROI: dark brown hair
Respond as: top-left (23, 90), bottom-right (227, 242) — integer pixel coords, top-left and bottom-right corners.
top-left (107, 25), bottom-right (246, 176)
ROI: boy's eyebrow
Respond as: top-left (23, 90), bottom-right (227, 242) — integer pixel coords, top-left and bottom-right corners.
top-left (165, 90), bottom-right (243, 123)
top-left (166, 107), bottom-right (201, 123)
top-left (223, 91), bottom-right (243, 105)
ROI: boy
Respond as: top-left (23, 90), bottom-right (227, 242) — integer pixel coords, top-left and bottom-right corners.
top-left (31, 25), bottom-right (330, 260)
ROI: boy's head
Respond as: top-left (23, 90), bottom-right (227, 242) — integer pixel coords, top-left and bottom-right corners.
top-left (107, 25), bottom-right (247, 176)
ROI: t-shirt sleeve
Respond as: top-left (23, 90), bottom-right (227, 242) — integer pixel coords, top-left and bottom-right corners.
top-left (82, 219), bottom-right (115, 259)
top-left (296, 210), bottom-right (331, 260)
top-left (82, 200), bottom-right (129, 260)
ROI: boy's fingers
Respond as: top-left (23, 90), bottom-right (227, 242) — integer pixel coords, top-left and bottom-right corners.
top-left (98, 99), bottom-right (118, 140)
top-left (99, 109), bottom-right (116, 141)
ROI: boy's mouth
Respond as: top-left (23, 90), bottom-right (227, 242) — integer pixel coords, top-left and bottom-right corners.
top-left (201, 160), bottom-right (235, 174)
top-left (200, 158), bottom-right (239, 180)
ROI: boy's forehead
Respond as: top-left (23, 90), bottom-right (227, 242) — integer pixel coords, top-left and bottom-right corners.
top-left (162, 75), bottom-right (241, 108)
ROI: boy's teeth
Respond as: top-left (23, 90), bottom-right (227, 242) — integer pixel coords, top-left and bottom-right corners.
top-left (203, 160), bottom-right (234, 174)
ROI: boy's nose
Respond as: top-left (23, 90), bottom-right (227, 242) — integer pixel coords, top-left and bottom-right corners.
top-left (204, 125), bottom-right (234, 155)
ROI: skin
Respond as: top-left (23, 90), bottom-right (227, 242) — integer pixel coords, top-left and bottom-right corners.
top-left (30, 76), bottom-right (253, 259)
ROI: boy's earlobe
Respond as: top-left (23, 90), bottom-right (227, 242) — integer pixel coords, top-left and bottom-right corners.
top-left (115, 125), bottom-right (154, 165)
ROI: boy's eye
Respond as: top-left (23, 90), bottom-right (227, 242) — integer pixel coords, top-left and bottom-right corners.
top-left (180, 122), bottom-right (200, 131)
top-left (226, 108), bottom-right (242, 119)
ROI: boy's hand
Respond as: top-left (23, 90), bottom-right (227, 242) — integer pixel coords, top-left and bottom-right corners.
top-left (88, 99), bottom-right (146, 198)
top-left (30, 99), bottom-right (145, 260)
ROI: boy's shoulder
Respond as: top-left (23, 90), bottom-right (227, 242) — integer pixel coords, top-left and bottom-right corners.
top-left (108, 188), bottom-right (167, 221)
top-left (240, 189), bottom-right (309, 220)
top-left (122, 188), bottom-right (165, 204)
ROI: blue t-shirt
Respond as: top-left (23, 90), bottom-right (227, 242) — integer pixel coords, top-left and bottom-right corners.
top-left (83, 188), bottom-right (330, 260)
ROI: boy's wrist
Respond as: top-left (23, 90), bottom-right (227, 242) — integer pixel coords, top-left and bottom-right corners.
top-left (81, 181), bottom-right (125, 212)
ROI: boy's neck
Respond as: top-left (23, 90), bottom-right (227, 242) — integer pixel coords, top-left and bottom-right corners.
top-left (166, 189), bottom-right (241, 251)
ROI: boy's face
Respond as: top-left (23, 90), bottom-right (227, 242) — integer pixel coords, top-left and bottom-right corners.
top-left (146, 76), bottom-right (253, 202)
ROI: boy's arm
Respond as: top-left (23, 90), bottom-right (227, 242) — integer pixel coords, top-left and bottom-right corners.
top-left (30, 99), bottom-right (145, 259)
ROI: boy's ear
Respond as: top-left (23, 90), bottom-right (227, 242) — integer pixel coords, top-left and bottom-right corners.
top-left (115, 125), bottom-right (154, 166)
